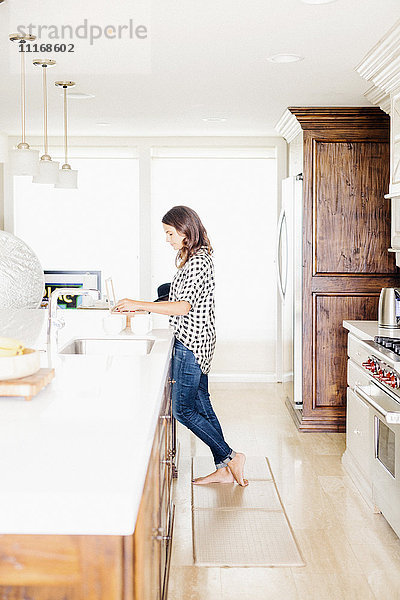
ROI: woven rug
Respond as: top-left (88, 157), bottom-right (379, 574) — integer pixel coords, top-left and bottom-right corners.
top-left (192, 456), bottom-right (305, 567)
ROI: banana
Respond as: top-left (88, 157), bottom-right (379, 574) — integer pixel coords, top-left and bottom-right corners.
top-left (0, 337), bottom-right (25, 357)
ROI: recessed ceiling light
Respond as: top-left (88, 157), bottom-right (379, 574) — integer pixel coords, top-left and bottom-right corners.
top-left (267, 53), bottom-right (304, 63)
top-left (202, 117), bottom-right (227, 122)
top-left (66, 92), bottom-right (95, 100)
top-left (96, 122), bottom-right (111, 126)
top-left (301, 0), bottom-right (337, 3)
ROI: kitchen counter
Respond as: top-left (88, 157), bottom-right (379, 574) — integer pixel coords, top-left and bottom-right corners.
top-left (343, 320), bottom-right (400, 340)
top-left (0, 309), bottom-right (174, 535)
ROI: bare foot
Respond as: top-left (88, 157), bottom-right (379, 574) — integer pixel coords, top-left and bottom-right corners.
top-left (192, 466), bottom-right (235, 485)
top-left (227, 452), bottom-right (248, 487)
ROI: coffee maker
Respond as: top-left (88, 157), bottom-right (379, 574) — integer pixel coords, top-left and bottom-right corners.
top-left (378, 288), bottom-right (400, 329)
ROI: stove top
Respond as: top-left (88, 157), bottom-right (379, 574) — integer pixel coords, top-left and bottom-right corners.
top-left (374, 337), bottom-right (400, 356)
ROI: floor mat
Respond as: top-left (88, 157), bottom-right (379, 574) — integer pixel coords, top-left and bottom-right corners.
top-left (192, 456), bottom-right (305, 567)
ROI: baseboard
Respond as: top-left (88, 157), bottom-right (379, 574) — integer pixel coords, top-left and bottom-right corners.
top-left (341, 450), bottom-right (374, 510)
top-left (209, 373), bottom-right (277, 383)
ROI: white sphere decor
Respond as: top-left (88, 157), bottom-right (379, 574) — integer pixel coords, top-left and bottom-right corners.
top-left (0, 231), bottom-right (45, 309)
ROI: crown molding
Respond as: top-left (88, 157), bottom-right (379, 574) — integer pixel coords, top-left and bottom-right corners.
top-left (287, 107), bottom-right (389, 130)
top-left (276, 107), bottom-right (389, 136)
top-left (275, 109), bottom-right (302, 142)
top-left (364, 86), bottom-right (391, 115)
top-left (356, 19), bottom-right (400, 108)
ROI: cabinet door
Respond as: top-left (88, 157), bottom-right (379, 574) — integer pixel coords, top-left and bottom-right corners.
top-left (134, 436), bottom-right (161, 600)
top-left (346, 387), bottom-right (371, 479)
top-left (0, 535), bottom-right (124, 600)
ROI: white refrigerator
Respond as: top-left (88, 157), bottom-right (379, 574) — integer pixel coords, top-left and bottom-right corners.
top-left (277, 175), bottom-right (303, 409)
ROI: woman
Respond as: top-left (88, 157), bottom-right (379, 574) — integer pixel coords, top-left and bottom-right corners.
top-left (114, 205), bottom-right (248, 487)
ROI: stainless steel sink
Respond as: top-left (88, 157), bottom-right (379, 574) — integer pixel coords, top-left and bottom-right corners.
top-left (59, 338), bottom-right (155, 356)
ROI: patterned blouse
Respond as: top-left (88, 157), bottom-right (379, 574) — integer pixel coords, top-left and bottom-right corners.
top-left (169, 248), bottom-right (216, 374)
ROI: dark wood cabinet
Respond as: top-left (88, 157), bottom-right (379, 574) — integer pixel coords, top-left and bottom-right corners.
top-left (287, 107), bottom-right (400, 432)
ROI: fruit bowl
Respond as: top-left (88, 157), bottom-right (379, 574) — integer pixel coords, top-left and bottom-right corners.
top-left (0, 348), bottom-right (41, 381)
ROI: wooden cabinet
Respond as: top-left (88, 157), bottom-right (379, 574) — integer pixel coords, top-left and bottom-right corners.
top-left (285, 107), bottom-right (400, 432)
top-left (0, 359), bottom-right (176, 600)
top-left (135, 367), bottom-right (176, 600)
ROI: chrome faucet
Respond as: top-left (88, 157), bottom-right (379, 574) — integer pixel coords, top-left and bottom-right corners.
top-left (47, 288), bottom-right (100, 350)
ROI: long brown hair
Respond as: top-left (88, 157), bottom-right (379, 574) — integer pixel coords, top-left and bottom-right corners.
top-left (162, 205), bottom-right (213, 268)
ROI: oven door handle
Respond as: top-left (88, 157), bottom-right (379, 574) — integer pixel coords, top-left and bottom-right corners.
top-left (354, 385), bottom-right (400, 424)
top-left (354, 385), bottom-right (387, 418)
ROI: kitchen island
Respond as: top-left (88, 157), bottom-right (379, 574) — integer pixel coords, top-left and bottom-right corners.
top-left (0, 309), bottom-right (176, 600)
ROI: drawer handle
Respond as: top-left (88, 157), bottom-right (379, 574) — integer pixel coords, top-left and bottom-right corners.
top-left (153, 530), bottom-right (172, 541)
top-left (168, 379), bottom-right (176, 384)
top-left (353, 429), bottom-right (361, 435)
top-left (161, 459), bottom-right (173, 465)
top-left (160, 414), bottom-right (171, 420)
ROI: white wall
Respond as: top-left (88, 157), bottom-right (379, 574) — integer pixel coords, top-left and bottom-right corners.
top-left (0, 132), bottom-right (8, 231)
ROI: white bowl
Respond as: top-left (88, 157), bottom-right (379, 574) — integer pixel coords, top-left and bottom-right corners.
top-left (0, 348), bottom-right (41, 381)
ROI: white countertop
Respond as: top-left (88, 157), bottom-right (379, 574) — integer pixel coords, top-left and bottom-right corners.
top-left (343, 320), bottom-right (400, 341)
top-left (0, 309), bottom-right (173, 535)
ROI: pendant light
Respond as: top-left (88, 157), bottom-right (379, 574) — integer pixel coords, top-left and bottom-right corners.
top-left (9, 34), bottom-right (39, 176)
top-left (32, 59), bottom-right (59, 184)
top-left (54, 81), bottom-right (78, 189)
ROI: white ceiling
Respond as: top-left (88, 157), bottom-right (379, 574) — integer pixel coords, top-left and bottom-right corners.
top-left (1, 0), bottom-right (399, 137)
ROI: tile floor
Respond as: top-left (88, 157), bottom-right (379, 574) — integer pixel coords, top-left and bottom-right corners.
top-left (168, 383), bottom-right (400, 600)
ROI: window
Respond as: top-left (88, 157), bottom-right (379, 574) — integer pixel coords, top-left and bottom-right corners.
top-left (14, 155), bottom-right (140, 298)
top-left (151, 147), bottom-right (277, 376)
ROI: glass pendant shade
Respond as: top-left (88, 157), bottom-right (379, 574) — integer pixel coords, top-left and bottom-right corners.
top-left (10, 146), bottom-right (39, 176)
top-left (32, 158), bottom-right (60, 184)
top-left (54, 166), bottom-right (78, 189)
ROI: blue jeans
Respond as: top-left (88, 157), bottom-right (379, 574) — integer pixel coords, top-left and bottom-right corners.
top-left (171, 338), bottom-right (235, 469)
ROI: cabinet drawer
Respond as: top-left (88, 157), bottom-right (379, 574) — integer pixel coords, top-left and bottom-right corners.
top-left (348, 333), bottom-right (371, 368)
top-left (346, 387), bottom-right (371, 479)
top-left (347, 359), bottom-right (371, 390)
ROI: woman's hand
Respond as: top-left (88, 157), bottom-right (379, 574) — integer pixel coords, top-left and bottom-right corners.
top-left (113, 298), bottom-right (142, 313)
